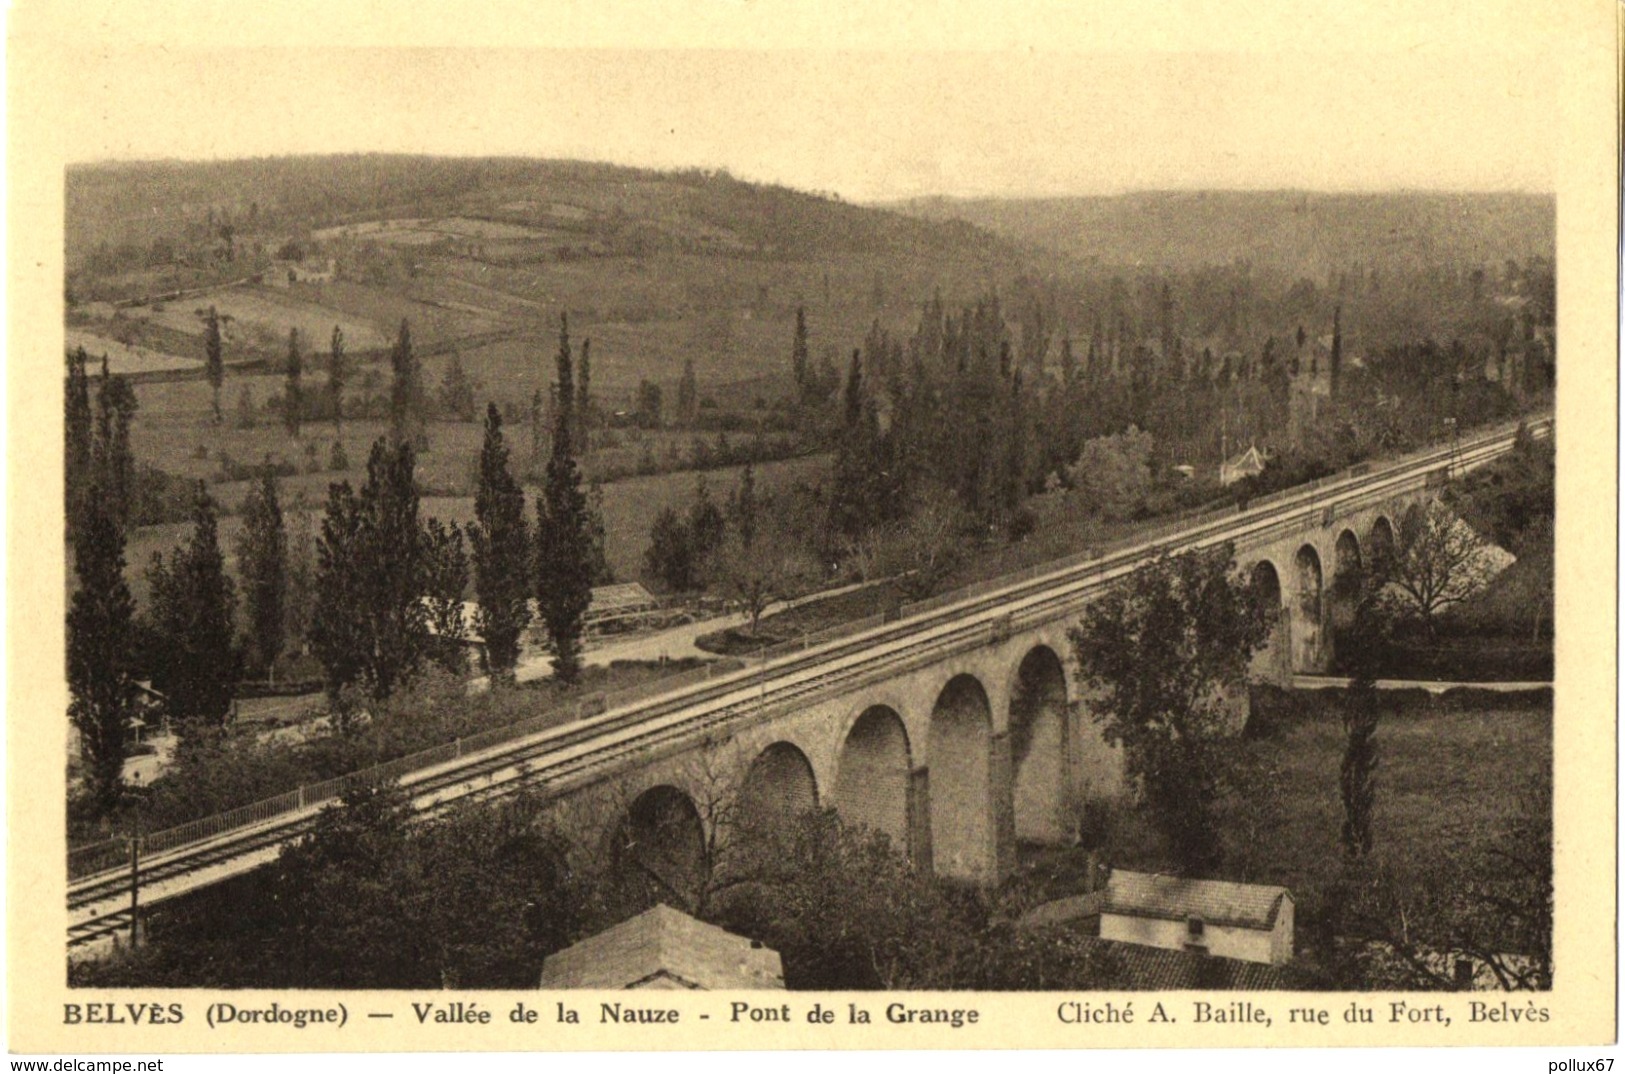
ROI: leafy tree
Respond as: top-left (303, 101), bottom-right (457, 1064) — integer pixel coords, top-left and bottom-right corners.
top-left (283, 328), bottom-right (303, 438)
top-left (1380, 501), bottom-right (1500, 637)
top-left (437, 352), bottom-right (477, 423)
top-left (204, 306), bottom-right (224, 424)
top-left (1068, 544), bottom-right (1268, 874)
top-left (237, 467), bottom-right (287, 680)
top-left (388, 319), bottom-right (427, 451)
top-left (72, 785), bottom-right (592, 989)
top-left (1445, 424), bottom-right (1554, 557)
top-left (533, 315), bottom-right (594, 684)
top-left (886, 486), bottom-right (972, 600)
top-left (713, 522), bottom-right (817, 636)
top-left (469, 405), bottom-right (532, 684)
top-left (327, 325), bottom-right (347, 433)
top-left (421, 518), bottom-right (469, 676)
top-left (67, 490), bottom-right (137, 810)
top-left (146, 484), bottom-right (240, 725)
top-left (644, 506), bottom-right (695, 592)
top-left (1066, 424), bottom-right (1154, 521)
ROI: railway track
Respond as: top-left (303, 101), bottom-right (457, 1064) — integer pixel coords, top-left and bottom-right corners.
top-left (68, 415), bottom-right (1550, 947)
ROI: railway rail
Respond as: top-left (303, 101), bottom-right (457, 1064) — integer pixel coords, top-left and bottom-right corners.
top-left (68, 414), bottom-right (1550, 947)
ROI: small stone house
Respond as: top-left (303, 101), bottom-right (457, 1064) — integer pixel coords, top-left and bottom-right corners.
top-left (539, 905), bottom-right (785, 990)
top-left (1100, 871), bottom-right (1295, 966)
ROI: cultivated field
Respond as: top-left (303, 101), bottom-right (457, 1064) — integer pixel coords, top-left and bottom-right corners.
top-left (122, 285), bottom-right (389, 352)
top-left (65, 328), bottom-right (200, 375)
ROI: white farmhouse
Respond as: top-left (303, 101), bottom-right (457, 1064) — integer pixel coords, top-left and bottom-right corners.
top-left (1100, 870), bottom-right (1294, 966)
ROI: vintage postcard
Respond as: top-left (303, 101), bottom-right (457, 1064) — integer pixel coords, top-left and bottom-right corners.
top-left (6, 0), bottom-right (1618, 1057)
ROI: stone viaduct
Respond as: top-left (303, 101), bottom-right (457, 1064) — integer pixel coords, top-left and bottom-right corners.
top-left (564, 486), bottom-right (1420, 896)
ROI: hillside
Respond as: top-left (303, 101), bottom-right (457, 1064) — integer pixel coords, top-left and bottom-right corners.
top-left (890, 190), bottom-right (1555, 279)
top-left (65, 157), bottom-right (1040, 412)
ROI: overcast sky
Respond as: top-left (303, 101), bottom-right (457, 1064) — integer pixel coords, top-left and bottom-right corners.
top-left (59, 47), bottom-right (1555, 202)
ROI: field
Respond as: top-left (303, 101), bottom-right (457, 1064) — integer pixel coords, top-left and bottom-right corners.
top-left (121, 444), bottom-right (831, 607)
top-left (122, 285), bottom-right (390, 352)
top-left (1212, 692), bottom-right (1551, 900)
top-left (65, 328), bottom-right (200, 375)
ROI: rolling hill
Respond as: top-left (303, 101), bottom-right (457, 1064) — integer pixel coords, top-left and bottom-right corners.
top-left (890, 190), bottom-right (1555, 279)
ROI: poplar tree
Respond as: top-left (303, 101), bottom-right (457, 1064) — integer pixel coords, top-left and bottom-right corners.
top-left (205, 306), bottom-right (224, 424)
top-left (310, 482), bottom-right (369, 708)
top-left (357, 438), bottom-right (427, 699)
top-left (67, 488), bottom-right (136, 810)
top-left (238, 467), bottom-right (288, 680)
top-left (534, 315), bottom-right (593, 684)
top-left (93, 358), bottom-right (138, 534)
top-left (328, 325), bottom-right (347, 434)
top-left (147, 484), bottom-right (240, 725)
top-left (310, 439), bottom-right (428, 705)
top-left (421, 518), bottom-right (469, 676)
top-left (389, 319), bottom-right (427, 451)
top-left (791, 306), bottom-right (810, 395)
top-left (65, 346), bottom-right (94, 537)
top-left (470, 404), bottom-right (532, 684)
top-left (284, 328), bottom-right (304, 438)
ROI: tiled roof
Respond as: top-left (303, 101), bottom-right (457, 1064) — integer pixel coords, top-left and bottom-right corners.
top-left (539, 904), bottom-right (784, 990)
top-left (1103, 870), bottom-right (1291, 930)
top-left (1089, 937), bottom-right (1315, 990)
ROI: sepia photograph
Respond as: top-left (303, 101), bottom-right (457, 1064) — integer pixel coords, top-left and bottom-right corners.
top-left (8, 0), bottom-right (1618, 1056)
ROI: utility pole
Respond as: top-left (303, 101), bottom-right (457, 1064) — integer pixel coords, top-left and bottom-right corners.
top-left (126, 782), bottom-right (144, 951)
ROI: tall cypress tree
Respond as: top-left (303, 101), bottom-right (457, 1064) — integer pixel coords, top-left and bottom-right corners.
top-left (791, 306), bottom-right (810, 395)
top-left (65, 346), bottom-right (94, 537)
top-left (421, 517), bottom-right (469, 676)
top-left (204, 305), bottom-right (224, 424)
top-left (147, 484), bottom-right (240, 724)
top-left (358, 438), bottom-right (427, 699)
top-left (310, 439), bottom-right (428, 705)
top-left (93, 358), bottom-right (138, 534)
top-left (284, 327), bottom-right (304, 438)
top-left (470, 404), bottom-right (532, 684)
top-left (238, 467), bottom-right (288, 680)
top-left (67, 488), bottom-right (137, 810)
top-left (328, 324), bottom-right (348, 434)
top-left (534, 315), bottom-right (593, 684)
top-left (388, 319), bottom-right (427, 451)
top-left (310, 481), bottom-right (369, 707)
